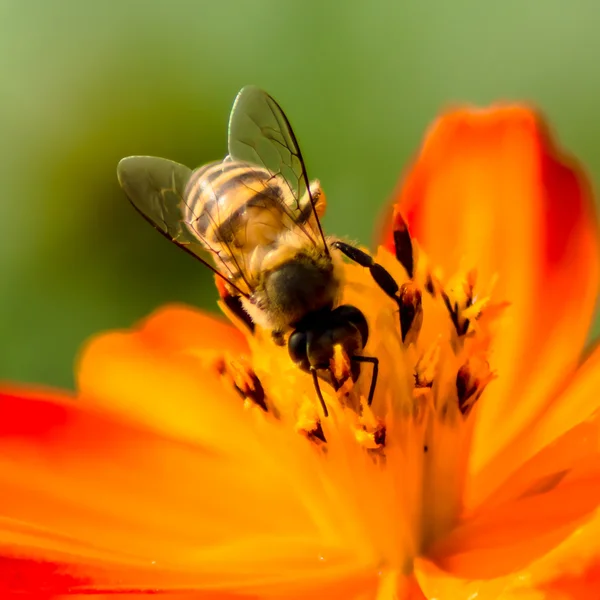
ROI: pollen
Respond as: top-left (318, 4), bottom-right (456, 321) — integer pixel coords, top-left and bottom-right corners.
top-left (330, 343), bottom-right (352, 384)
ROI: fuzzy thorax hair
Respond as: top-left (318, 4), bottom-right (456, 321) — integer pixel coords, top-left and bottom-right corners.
top-left (241, 234), bottom-right (345, 331)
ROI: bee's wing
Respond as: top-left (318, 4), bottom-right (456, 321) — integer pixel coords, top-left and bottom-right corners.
top-left (117, 156), bottom-right (249, 298)
top-left (227, 86), bottom-right (328, 249)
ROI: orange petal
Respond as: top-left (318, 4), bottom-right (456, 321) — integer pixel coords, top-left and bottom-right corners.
top-left (77, 305), bottom-right (252, 445)
top-left (417, 505), bottom-right (600, 599)
top-left (0, 555), bottom-right (89, 596)
top-left (65, 596), bottom-right (250, 600)
top-left (531, 511), bottom-right (600, 599)
top-left (541, 564), bottom-right (600, 599)
top-left (381, 105), bottom-right (599, 482)
top-left (0, 389), bottom-right (378, 596)
top-left (0, 554), bottom-right (253, 598)
top-left (470, 344), bottom-right (600, 509)
top-left (428, 458), bottom-right (600, 579)
top-left (138, 303), bottom-right (248, 356)
top-left (0, 387), bottom-right (282, 567)
top-left (415, 558), bottom-right (517, 600)
top-left (474, 417), bottom-right (599, 513)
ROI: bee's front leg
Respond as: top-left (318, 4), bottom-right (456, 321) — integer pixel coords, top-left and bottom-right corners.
top-left (331, 241), bottom-right (421, 343)
top-left (331, 241), bottom-right (400, 301)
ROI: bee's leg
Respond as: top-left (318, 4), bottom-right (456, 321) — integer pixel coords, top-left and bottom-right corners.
top-left (331, 241), bottom-right (399, 302)
top-left (331, 241), bottom-right (421, 342)
top-left (351, 355), bottom-right (379, 406)
top-left (331, 241), bottom-right (400, 300)
top-left (216, 282), bottom-right (255, 334)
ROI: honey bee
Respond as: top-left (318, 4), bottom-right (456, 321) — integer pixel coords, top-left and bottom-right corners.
top-left (117, 86), bottom-right (402, 416)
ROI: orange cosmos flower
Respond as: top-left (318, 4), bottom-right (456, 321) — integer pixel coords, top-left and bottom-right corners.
top-left (1, 105), bottom-right (600, 600)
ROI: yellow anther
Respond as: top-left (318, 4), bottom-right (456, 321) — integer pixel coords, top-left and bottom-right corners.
top-left (415, 342), bottom-right (441, 388)
top-left (295, 395), bottom-right (320, 434)
top-left (456, 355), bottom-right (495, 415)
top-left (331, 343), bottom-right (352, 381)
top-left (354, 424), bottom-right (386, 449)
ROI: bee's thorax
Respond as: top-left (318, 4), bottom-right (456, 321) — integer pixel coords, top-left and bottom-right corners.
top-left (247, 246), bottom-right (342, 331)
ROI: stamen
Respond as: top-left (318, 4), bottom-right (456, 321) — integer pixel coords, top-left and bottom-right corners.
top-left (456, 356), bottom-right (493, 415)
top-left (304, 422), bottom-right (327, 444)
top-left (464, 269), bottom-right (477, 306)
top-left (424, 274), bottom-right (436, 296)
top-left (441, 269), bottom-right (479, 336)
top-left (399, 282), bottom-right (423, 343)
top-left (354, 422), bottom-right (386, 449)
top-left (392, 210), bottom-right (414, 278)
top-left (327, 345), bottom-right (358, 409)
top-left (295, 398), bottom-right (326, 445)
top-left (414, 343), bottom-right (440, 388)
top-left (456, 364), bottom-right (478, 415)
top-left (330, 344), bottom-right (352, 383)
top-left (441, 290), bottom-right (467, 336)
top-left (373, 424), bottom-right (386, 446)
top-left (217, 357), bottom-right (268, 412)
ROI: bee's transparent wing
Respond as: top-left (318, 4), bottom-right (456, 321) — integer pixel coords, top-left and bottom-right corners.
top-left (227, 86), bottom-right (328, 248)
top-left (117, 156), bottom-right (249, 296)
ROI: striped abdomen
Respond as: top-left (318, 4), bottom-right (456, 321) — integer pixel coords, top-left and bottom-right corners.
top-left (183, 159), bottom-right (317, 286)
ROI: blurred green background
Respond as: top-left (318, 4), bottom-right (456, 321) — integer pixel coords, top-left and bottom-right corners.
top-left (2, 0), bottom-right (600, 389)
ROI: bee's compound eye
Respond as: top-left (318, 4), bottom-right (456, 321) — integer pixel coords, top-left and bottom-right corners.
top-left (288, 330), bottom-right (309, 371)
top-left (333, 305), bottom-right (369, 348)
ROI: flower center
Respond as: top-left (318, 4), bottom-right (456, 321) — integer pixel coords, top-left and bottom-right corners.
top-left (213, 217), bottom-right (506, 572)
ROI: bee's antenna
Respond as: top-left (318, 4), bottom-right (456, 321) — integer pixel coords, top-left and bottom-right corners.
top-left (310, 368), bottom-right (329, 417)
